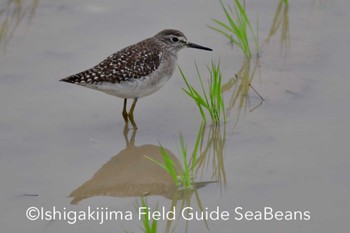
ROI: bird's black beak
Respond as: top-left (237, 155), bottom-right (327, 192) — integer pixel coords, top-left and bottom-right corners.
top-left (186, 42), bottom-right (213, 51)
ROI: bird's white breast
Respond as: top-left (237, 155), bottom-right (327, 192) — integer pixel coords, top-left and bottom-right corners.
top-left (84, 53), bottom-right (177, 99)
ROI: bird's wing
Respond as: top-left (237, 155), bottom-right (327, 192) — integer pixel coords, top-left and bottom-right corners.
top-left (60, 40), bottom-right (162, 84)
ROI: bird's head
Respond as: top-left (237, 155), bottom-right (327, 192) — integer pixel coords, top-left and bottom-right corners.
top-left (155, 29), bottom-right (213, 53)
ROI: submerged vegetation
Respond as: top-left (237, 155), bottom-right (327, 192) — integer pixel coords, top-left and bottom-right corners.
top-left (195, 123), bottom-right (227, 189)
top-left (180, 62), bottom-right (226, 124)
top-left (281, 0), bottom-right (289, 5)
top-left (222, 58), bottom-right (264, 117)
top-left (264, 0), bottom-right (290, 55)
top-left (0, 0), bottom-right (40, 49)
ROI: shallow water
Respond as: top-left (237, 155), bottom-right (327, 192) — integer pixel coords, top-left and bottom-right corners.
top-left (1, 0), bottom-right (350, 232)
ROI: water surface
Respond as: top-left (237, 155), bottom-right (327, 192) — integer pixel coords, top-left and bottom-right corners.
top-left (1, 0), bottom-right (349, 232)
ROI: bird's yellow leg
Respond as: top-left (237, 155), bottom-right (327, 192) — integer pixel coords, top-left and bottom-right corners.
top-left (128, 98), bottom-right (138, 129)
top-left (122, 98), bottom-right (128, 123)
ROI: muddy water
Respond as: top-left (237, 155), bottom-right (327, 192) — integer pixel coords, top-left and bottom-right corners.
top-left (1, 0), bottom-right (349, 232)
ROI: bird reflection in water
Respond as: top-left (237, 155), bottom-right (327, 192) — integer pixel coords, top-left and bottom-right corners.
top-left (70, 126), bottom-right (181, 204)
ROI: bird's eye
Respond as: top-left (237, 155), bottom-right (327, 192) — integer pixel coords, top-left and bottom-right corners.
top-left (171, 37), bottom-right (179, 42)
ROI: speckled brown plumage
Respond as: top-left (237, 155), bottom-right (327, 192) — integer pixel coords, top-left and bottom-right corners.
top-left (61, 39), bottom-right (162, 85)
